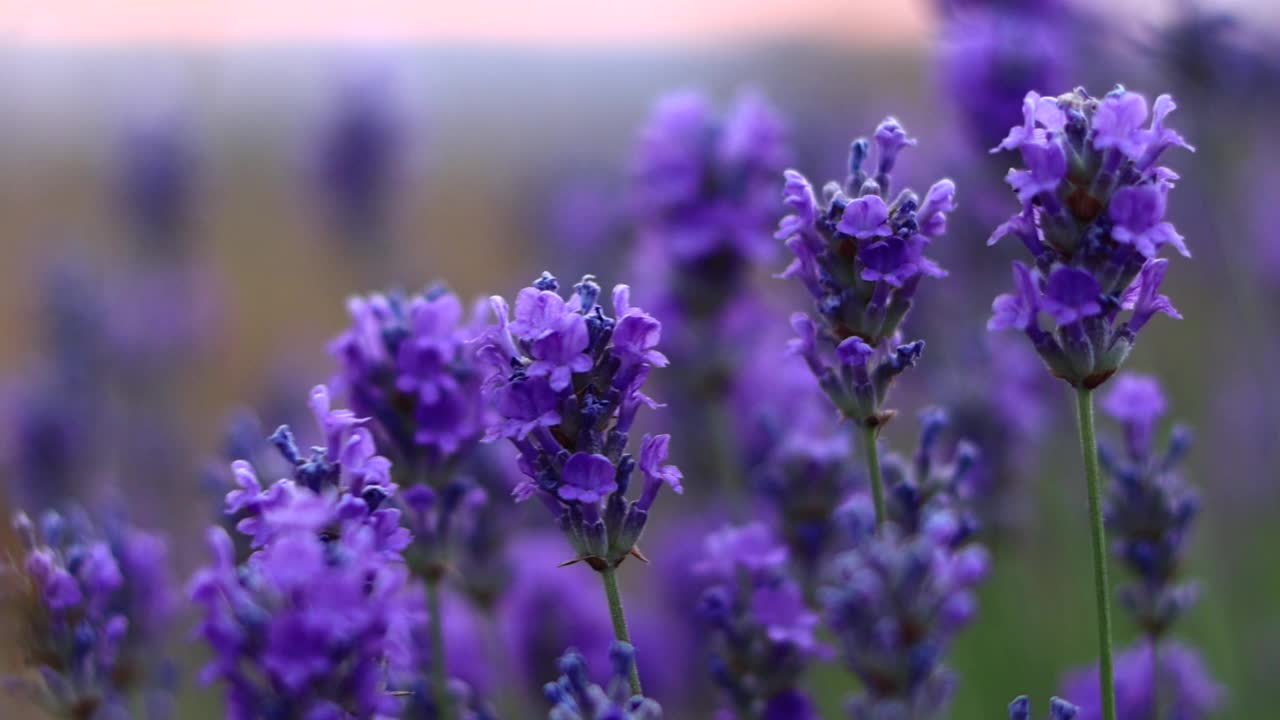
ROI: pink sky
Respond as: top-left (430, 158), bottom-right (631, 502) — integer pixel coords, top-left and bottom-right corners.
top-left (0, 0), bottom-right (933, 46)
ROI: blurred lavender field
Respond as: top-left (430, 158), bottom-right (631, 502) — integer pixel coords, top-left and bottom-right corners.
top-left (1, 1), bottom-right (1278, 718)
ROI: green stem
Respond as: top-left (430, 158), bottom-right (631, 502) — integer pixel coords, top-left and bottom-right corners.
top-left (861, 425), bottom-right (887, 531)
top-left (426, 578), bottom-right (452, 720)
top-left (1075, 387), bottom-right (1117, 720)
top-left (600, 567), bottom-right (643, 696)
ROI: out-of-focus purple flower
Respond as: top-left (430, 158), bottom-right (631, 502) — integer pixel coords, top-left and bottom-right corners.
top-left (1009, 696), bottom-right (1080, 720)
top-left (629, 89), bottom-right (790, 319)
top-left (497, 532), bottom-right (616, 695)
top-left (1098, 374), bottom-right (1200, 637)
top-left (478, 273), bottom-right (680, 571)
top-left (820, 517), bottom-right (990, 720)
top-left (310, 73), bottom-right (406, 247)
top-left (225, 384), bottom-right (406, 555)
top-left (876, 408), bottom-right (982, 543)
top-left (695, 523), bottom-right (826, 716)
top-left (190, 521), bottom-right (411, 719)
top-left (987, 88), bottom-right (1193, 389)
top-left (4, 509), bottom-right (176, 718)
top-left (115, 108), bottom-right (197, 249)
top-left (1060, 641), bottom-right (1223, 720)
top-left (936, 4), bottom-right (1068, 149)
top-left (777, 119), bottom-right (953, 428)
top-left (543, 642), bottom-right (663, 719)
top-left (331, 288), bottom-right (488, 470)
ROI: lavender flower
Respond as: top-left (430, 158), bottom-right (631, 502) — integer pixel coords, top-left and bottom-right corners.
top-left (311, 74), bottom-right (405, 247)
top-left (331, 287), bottom-right (488, 472)
top-left (1061, 640), bottom-right (1223, 720)
top-left (4, 509), bottom-right (176, 719)
top-left (694, 524), bottom-right (825, 719)
top-left (543, 643), bottom-right (663, 719)
top-left (987, 88), bottom-right (1193, 389)
top-left (190, 521), bottom-right (410, 719)
top-left (879, 408), bottom-right (982, 540)
top-left (477, 273), bottom-right (682, 571)
top-left (115, 108), bottom-right (196, 250)
top-left (777, 119), bottom-right (954, 427)
top-left (224, 384), bottom-right (406, 553)
top-left (1100, 375), bottom-right (1201, 633)
top-left (1009, 696), bottom-right (1080, 720)
top-left (630, 90), bottom-right (789, 319)
top-left (820, 496), bottom-right (990, 719)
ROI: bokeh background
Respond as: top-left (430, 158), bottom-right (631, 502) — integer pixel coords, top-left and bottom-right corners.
top-left (1, 0), bottom-right (1278, 717)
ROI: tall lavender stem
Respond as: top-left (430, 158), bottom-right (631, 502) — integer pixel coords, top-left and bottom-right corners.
top-left (860, 426), bottom-right (887, 530)
top-left (1074, 387), bottom-right (1117, 720)
top-left (600, 567), bottom-right (643, 695)
top-left (426, 578), bottom-right (452, 720)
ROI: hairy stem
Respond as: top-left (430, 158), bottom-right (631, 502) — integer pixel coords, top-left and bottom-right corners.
top-left (1075, 387), bottom-right (1117, 720)
top-left (600, 567), bottom-right (643, 696)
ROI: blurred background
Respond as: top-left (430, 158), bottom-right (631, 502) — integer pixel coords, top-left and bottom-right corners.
top-left (1, 0), bottom-right (1278, 717)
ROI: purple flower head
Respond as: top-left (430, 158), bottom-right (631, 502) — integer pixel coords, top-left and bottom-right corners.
top-left (629, 89), bottom-right (791, 321)
top-left (1061, 641), bottom-right (1222, 720)
top-left (543, 642), bottom-right (663, 719)
top-left (778, 121), bottom-right (953, 427)
top-left (5, 509), bottom-right (176, 718)
top-left (1009, 696), bottom-right (1080, 720)
top-left (696, 523), bottom-right (826, 714)
top-left (116, 107), bottom-right (197, 249)
top-left (226, 385), bottom-right (406, 556)
top-left (478, 273), bottom-right (679, 571)
top-left (330, 286), bottom-right (488, 469)
top-left (190, 515), bottom-right (413, 719)
top-left (1097, 375), bottom-right (1200, 636)
top-left (821, 524), bottom-right (989, 719)
top-left (988, 88), bottom-right (1193, 389)
top-left (310, 72), bottom-right (405, 247)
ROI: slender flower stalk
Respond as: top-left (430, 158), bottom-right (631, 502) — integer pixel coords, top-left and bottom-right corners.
top-left (1075, 387), bottom-right (1117, 720)
top-left (1061, 374), bottom-right (1222, 719)
top-left (987, 86), bottom-right (1193, 720)
top-left (476, 272), bottom-right (683, 697)
top-left (776, 118), bottom-right (956, 531)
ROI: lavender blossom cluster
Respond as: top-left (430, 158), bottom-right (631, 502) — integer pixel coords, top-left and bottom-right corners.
top-left (987, 87), bottom-right (1193, 388)
top-left (778, 118), bottom-right (955, 427)
top-left (475, 272), bottom-right (683, 571)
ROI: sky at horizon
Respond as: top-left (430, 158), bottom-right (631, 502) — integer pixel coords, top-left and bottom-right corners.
top-left (3, 0), bottom-right (1270, 48)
